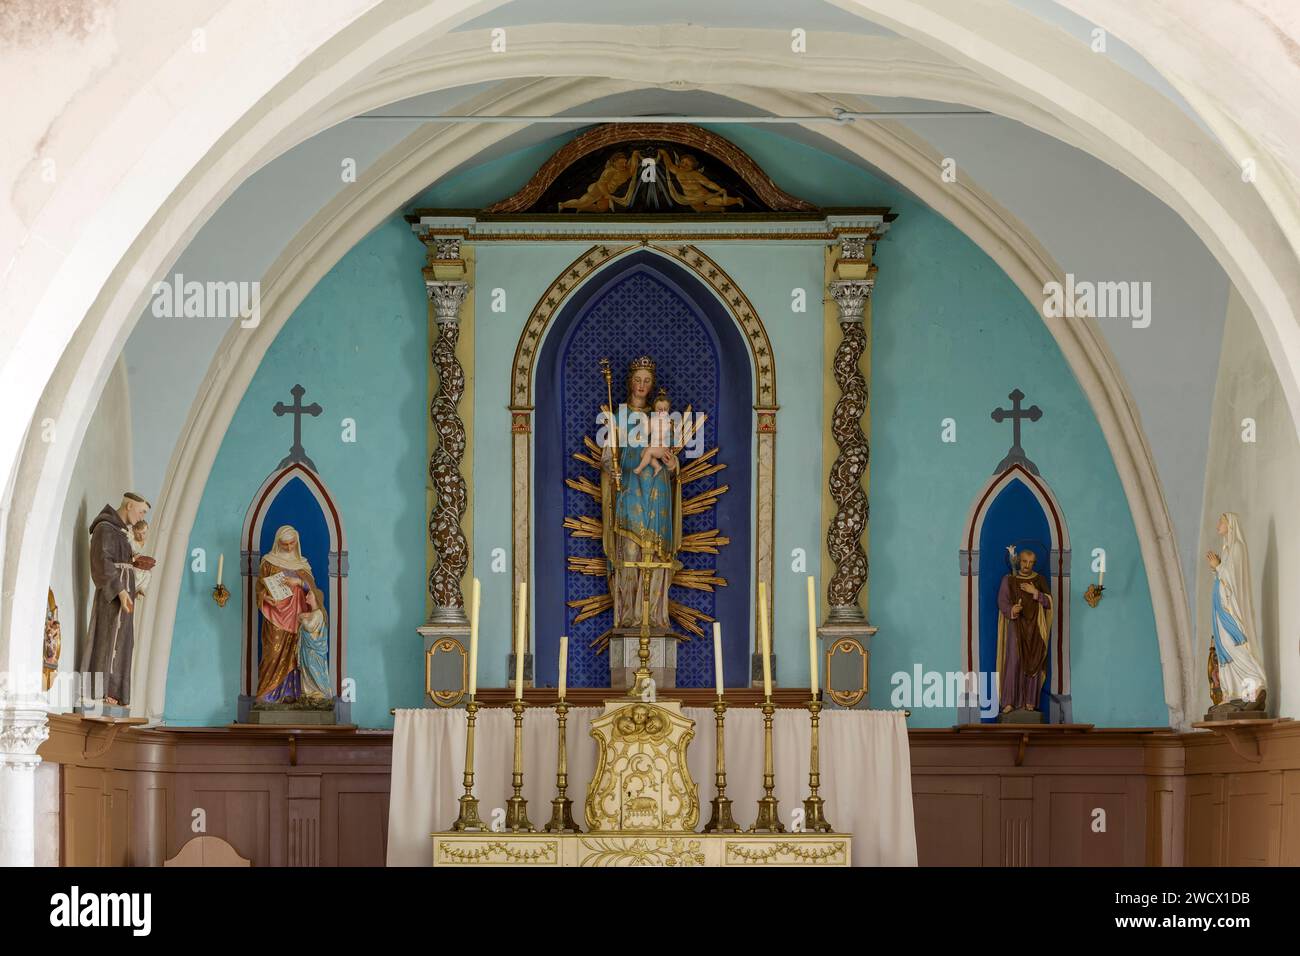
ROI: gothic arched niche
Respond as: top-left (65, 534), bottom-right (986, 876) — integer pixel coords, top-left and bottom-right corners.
top-left (959, 464), bottom-right (1072, 724)
top-left (533, 250), bottom-right (754, 689)
top-left (239, 462), bottom-right (349, 724)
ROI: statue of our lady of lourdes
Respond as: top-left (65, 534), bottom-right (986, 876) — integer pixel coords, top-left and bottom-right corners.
top-left (1205, 512), bottom-right (1268, 717)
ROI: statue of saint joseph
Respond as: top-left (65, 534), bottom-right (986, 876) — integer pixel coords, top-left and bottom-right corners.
top-left (996, 548), bottom-right (1052, 717)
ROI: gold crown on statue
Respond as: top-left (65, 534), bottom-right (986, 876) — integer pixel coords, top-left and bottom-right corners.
top-left (629, 356), bottom-right (656, 374)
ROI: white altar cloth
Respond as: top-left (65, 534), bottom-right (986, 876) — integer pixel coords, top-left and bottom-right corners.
top-left (388, 705), bottom-right (916, 866)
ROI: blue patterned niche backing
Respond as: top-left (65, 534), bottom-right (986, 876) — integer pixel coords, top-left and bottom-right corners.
top-left (534, 251), bottom-right (754, 689)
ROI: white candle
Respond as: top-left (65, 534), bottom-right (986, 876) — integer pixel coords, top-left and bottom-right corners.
top-left (1098, 568), bottom-right (1105, 587)
top-left (515, 581), bottom-right (527, 700)
top-left (758, 581), bottom-right (772, 699)
top-left (468, 577), bottom-right (481, 698)
top-left (712, 622), bottom-right (724, 698)
top-left (217, 553), bottom-right (224, 587)
top-left (558, 635), bottom-right (568, 701)
top-left (807, 575), bottom-right (819, 696)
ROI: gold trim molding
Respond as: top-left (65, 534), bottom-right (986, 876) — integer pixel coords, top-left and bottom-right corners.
top-left (432, 832), bottom-right (851, 867)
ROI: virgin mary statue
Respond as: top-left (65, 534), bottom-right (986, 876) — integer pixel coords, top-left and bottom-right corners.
top-left (600, 356), bottom-right (682, 629)
top-left (1207, 512), bottom-right (1267, 711)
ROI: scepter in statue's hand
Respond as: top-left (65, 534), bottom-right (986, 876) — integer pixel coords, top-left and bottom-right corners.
top-left (599, 358), bottom-right (621, 493)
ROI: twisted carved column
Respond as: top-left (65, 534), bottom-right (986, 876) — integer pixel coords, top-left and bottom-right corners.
top-left (426, 277), bottom-right (470, 625)
top-left (825, 277), bottom-right (874, 623)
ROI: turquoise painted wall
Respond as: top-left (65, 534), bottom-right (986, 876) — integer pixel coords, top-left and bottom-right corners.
top-left (165, 127), bottom-right (1166, 728)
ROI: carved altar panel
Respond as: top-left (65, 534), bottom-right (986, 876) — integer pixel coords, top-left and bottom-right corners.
top-left (432, 832), bottom-right (852, 867)
top-left (585, 700), bottom-right (699, 832)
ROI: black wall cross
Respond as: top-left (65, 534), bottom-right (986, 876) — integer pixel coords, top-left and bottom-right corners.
top-left (274, 383), bottom-right (323, 471)
top-left (991, 388), bottom-right (1042, 475)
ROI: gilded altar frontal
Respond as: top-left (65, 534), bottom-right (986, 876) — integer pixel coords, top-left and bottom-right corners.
top-left (11, 3), bottom-right (1299, 928)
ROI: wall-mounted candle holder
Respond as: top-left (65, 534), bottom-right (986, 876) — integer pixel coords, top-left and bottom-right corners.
top-left (212, 583), bottom-right (230, 607)
top-left (1083, 583), bottom-right (1104, 608)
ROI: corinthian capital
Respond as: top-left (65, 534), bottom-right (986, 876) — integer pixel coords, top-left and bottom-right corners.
top-left (828, 279), bottom-right (875, 323)
top-left (0, 704), bottom-right (49, 770)
top-left (426, 280), bottom-right (469, 325)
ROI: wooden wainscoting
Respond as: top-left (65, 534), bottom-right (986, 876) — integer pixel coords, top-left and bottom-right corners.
top-left (40, 717), bottom-right (394, 867)
top-left (38, 714), bottom-right (1300, 866)
top-left (909, 727), bottom-right (1183, 866)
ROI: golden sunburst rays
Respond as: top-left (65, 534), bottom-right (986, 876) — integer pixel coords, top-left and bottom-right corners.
top-left (563, 418), bottom-right (731, 646)
top-left (668, 601), bottom-right (713, 637)
top-left (680, 529), bottom-right (730, 554)
top-left (567, 592), bottom-right (612, 625)
top-left (677, 446), bottom-right (724, 485)
top-left (563, 515), bottom-right (603, 539)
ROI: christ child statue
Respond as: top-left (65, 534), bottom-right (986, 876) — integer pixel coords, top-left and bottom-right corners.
top-left (633, 392), bottom-right (676, 476)
top-left (127, 519), bottom-right (155, 597)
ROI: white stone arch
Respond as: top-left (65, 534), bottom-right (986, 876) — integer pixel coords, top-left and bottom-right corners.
top-left (13, 11), bottom-right (1298, 732)
top-left (127, 76), bottom-right (1193, 727)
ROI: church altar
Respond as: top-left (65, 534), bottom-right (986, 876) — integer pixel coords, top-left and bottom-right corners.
top-left (388, 705), bottom-right (916, 867)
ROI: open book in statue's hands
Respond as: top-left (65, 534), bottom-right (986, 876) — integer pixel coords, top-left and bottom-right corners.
top-left (132, 555), bottom-right (156, 571)
top-left (263, 572), bottom-right (293, 602)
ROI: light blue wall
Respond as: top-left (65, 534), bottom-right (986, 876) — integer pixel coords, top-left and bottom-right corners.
top-left (165, 219), bottom-right (429, 727)
top-left (165, 127), bottom-right (1166, 728)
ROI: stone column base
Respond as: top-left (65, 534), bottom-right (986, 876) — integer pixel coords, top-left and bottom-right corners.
top-left (817, 623), bottom-right (877, 709)
top-left (419, 622), bottom-right (471, 708)
top-left (609, 629), bottom-right (677, 691)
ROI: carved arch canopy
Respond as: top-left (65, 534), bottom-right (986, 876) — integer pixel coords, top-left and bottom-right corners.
top-left (511, 243), bottom-right (776, 409)
top-left (486, 123), bottom-right (818, 216)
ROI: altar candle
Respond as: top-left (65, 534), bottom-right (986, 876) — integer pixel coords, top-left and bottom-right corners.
top-left (217, 553), bottom-right (224, 587)
top-left (758, 581), bottom-right (772, 699)
top-left (712, 622), bottom-right (724, 698)
top-left (468, 577), bottom-right (481, 698)
top-left (807, 575), bottom-right (819, 697)
top-left (558, 635), bottom-right (568, 701)
top-left (1098, 567), bottom-right (1105, 587)
top-left (515, 581), bottom-right (527, 699)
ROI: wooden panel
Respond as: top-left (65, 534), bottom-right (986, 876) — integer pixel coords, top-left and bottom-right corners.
top-left (911, 776), bottom-right (997, 866)
top-left (107, 779), bottom-right (131, 867)
top-left (1184, 775), bottom-right (1225, 866)
top-left (132, 782), bottom-right (170, 867)
top-left (1042, 786), bottom-right (1131, 866)
top-left (62, 766), bottom-right (106, 867)
top-left (1224, 772), bottom-right (1280, 866)
top-left (321, 774), bottom-right (390, 867)
top-left (1282, 771), bottom-right (1300, 867)
top-left (174, 777), bottom-right (281, 867)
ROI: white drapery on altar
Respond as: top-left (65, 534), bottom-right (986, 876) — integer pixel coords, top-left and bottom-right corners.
top-left (388, 706), bottom-right (916, 866)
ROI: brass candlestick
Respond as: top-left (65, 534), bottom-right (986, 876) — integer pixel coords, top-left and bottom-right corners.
top-left (451, 697), bottom-right (485, 831)
top-left (543, 700), bottom-right (579, 833)
top-left (504, 699), bottom-right (534, 831)
top-left (625, 555), bottom-right (673, 698)
top-left (749, 699), bottom-right (785, 833)
top-left (212, 583), bottom-right (230, 607)
top-left (702, 698), bottom-right (739, 832)
top-left (803, 693), bottom-right (833, 832)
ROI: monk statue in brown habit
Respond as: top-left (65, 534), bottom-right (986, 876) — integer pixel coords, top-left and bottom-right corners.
top-left (79, 493), bottom-right (156, 707)
top-left (996, 547), bottom-right (1052, 721)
